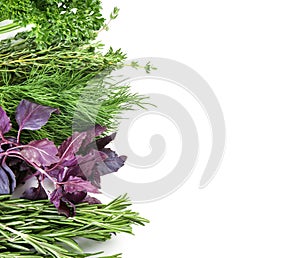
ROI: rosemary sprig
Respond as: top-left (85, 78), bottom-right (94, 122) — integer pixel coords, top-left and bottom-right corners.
top-left (0, 195), bottom-right (148, 258)
top-left (0, 251), bottom-right (122, 258)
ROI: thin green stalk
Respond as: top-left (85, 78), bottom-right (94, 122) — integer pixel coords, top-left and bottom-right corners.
top-left (0, 195), bottom-right (148, 258)
top-left (0, 22), bottom-right (21, 34)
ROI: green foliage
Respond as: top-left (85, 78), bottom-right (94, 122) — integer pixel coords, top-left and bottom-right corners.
top-left (0, 0), bottom-right (110, 48)
top-left (0, 32), bottom-right (149, 145)
top-left (0, 2), bottom-right (150, 257)
top-left (0, 34), bottom-right (126, 86)
top-left (0, 195), bottom-right (148, 258)
top-left (0, 68), bottom-right (147, 144)
top-left (0, 4), bottom-right (153, 146)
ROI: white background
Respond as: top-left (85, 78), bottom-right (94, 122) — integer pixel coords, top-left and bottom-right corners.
top-left (95, 0), bottom-right (300, 257)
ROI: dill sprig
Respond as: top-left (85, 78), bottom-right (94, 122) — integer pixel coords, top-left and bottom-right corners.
top-left (0, 195), bottom-right (148, 258)
top-left (0, 68), bottom-right (148, 144)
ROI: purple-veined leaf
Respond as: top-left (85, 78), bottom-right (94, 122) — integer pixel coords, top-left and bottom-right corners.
top-left (72, 150), bottom-right (107, 188)
top-left (81, 125), bottom-right (106, 149)
top-left (83, 195), bottom-right (101, 204)
top-left (101, 148), bottom-right (127, 174)
top-left (64, 191), bottom-right (87, 205)
top-left (0, 160), bottom-right (16, 194)
top-left (50, 187), bottom-right (76, 217)
top-left (50, 187), bottom-right (63, 209)
top-left (7, 157), bottom-right (34, 185)
top-left (50, 187), bottom-right (87, 217)
top-left (22, 184), bottom-right (48, 200)
top-left (0, 165), bottom-right (10, 194)
top-left (0, 106), bottom-right (11, 135)
top-left (95, 132), bottom-right (116, 150)
top-left (2, 161), bottom-right (16, 193)
top-left (63, 176), bottom-right (100, 194)
top-left (20, 139), bottom-right (59, 166)
top-left (16, 100), bottom-right (58, 132)
top-left (58, 132), bottom-right (87, 161)
top-left (76, 150), bottom-right (107, 177)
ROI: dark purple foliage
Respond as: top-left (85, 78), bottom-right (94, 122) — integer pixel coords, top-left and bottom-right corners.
top-left (82, 195), bottom-right (102, 204)
top-left (57, 131), bottom-right (87, 161)
top-left (81, 124), bottom-right (106, 149)
top-left (16, 99), bottom-right (59, 132)
top-left (0, 100), bottom-right (126, 216)
top-left (0, 164), bottom-right (13, 194)
top-left (0, 107), bottom-right (12, 136)
top-left (22, 183), bottom-right (48, 200)
top-left (21, 139), bottom-right (59, 167)
top-left (96, 132), bottom-right (117, 150)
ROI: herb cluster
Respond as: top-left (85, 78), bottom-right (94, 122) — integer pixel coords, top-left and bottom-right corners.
top-left (0, 2), bottom-right (150, 257)
top-left (0, 100), bottom-right (126, 217)
top-left (0, 195), bottom-right (148, 257)
top-left (0, 0), bottom-right (119, 48)
top-left (0, 2), bottom-right (148, 145)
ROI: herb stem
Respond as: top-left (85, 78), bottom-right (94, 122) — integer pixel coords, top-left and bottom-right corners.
top-left (0, 22), bottom-right (21, 35)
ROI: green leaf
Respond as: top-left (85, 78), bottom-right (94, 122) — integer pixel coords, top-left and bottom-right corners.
top-left (56, 237), bottom-right (83, 253)
top-left (0, 196), bottom-right (148, 257)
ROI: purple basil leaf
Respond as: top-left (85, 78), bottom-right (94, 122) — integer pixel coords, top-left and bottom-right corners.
top-left (76, 150), bottom-right (107, 177)
top-left (95, 132), bottom-right (117, 150)
top-left (63, 176), bottom-right (100, 194)
top-left (61, 164), bottom-right (86, 182)
top-left (50, 187), bottom-right (63, 208)
top-left (89, 169), bottom-right (101, 188)
top-left (81, 125), bottom-right (106, 149)
top-left (0, 106), bottom-right (11, 135)
top-left (1, 137), bottom-right (18, 152)
top-left (74, 150), bottom-right (108, 187)
top-left (50, 188), bottom-right (74, 217)
top-left (102, 148), bottom-right (127, 173)
top-left (83, 195), bottom-right (101, 204)
top-left (58, 131), bottom-right (87, 161)
top-left (16, 100), bottom-right (58, 132)
top-left (90, 149), bottom-right (125, 186)
top-left (48, 167), bottom-right (64, 180)
top-left (21, 139), bottom-right (59, 166)
top-left (1, 161), bottom-right (16, 193)
top-left (64, 191), bottom-right (87, 204)
top-left (22, 185), bottom-right (48, 200)
top-left (0, 165), bottom-right (11, 194)
top-left (57, 200), bottom-right (75, 217)
top-left (50, 187), bottom-right (87, 217)
top-left (7, 158), bottom-right (34, 185)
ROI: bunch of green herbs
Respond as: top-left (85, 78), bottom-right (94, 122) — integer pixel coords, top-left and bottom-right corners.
top-left (0, 4), bottom-right (148, 145)
top-left (0, 2), bottom-right (150, 257)
top-left (0, 195), bottom-right (148, 258)
top-left (0, 0), bottom-right (119, 48)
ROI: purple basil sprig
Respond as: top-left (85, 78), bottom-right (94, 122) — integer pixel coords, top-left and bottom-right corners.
top-left (0, 100), bottom-right (126, 217)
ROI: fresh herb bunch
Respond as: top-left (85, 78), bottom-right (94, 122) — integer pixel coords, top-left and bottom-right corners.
top-left (0, 32), bottom-right (146, 144)
top-left (0, 67), bottom-right (146, 145)
top-left (0, 100), bottom-right (126, 216)
top-left (0, 32), bottom-right (154, 87)
top-left (0, 195), bottom-right (148, 258)
top-left (0, 2), bottom-right (150, 257)
top-left (0, 34), bottom-right (126, 86)
top-left (0, 0), bottom-right (119, 48)
top-left (0, 12), bottom-right (147, 145)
